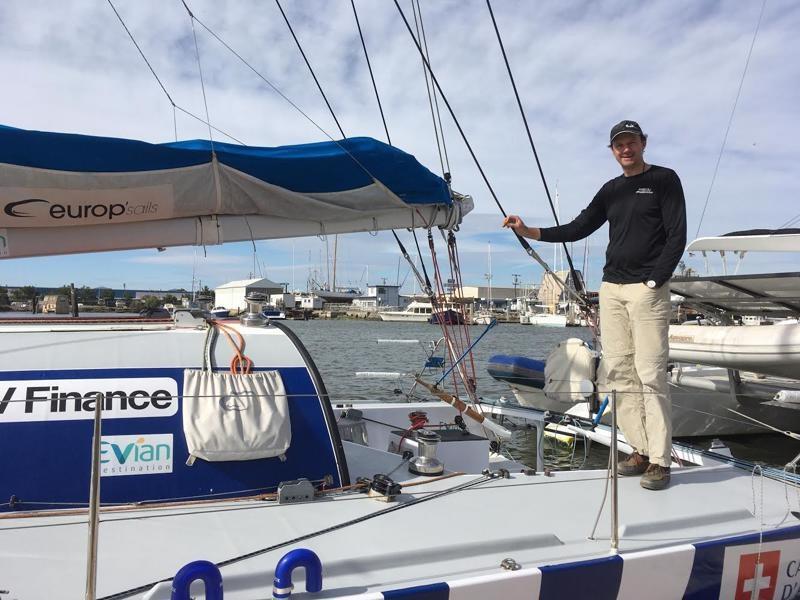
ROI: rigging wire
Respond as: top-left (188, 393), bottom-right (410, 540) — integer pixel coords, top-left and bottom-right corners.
top-left (695, 0), bottom-right (768, 238)
top-left (275, 0), bottom-right (347, 139)
top-left (110, 0), bottom-right (486, 411)
top-left (351, 2), bottom-right (441, 309)
top-left (349, 0), bottom-right (444, 330)
top-left (392, 231), bottom-right (433, 296)
top-left (392, 0), bottom-right (588, 309)
top-left (274, 0), bottom-right (439, 316)
top-left (182, 0), bottom-right (216, 150)
top-left (177, 2), bottom-right (392, 186)
top-left (187, 9), bottom-right (337, 143)
top-left (271, 0), bottom-right (481, 404)
top-left (411, 0), bottom-right (449, 179)
top-left (425, 230), bottom-right (464, 398)
top-left (777, 212), bottom-right (800, 229)
top-left (110, 0), bottom-right (456, 215)
top-left (485, 0), bottom-right (584, 294)
top-left (393, 0), bottom-right (508, 219)
top-left (411, 229), bottom-right (434, 291)
top-left (107, 0), bottom-right (245, 145)
top-left (173, 105), bottom-right (247, 146)
top-left (106, 0), bottom-right (176, 106)
top-left (351, 0), bottom-right (391, 145)
top-left (415, 0), bottom-right (451, 176)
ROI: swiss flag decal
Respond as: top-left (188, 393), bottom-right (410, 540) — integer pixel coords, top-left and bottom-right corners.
top-left (735, 550), bottom-right (781, 600)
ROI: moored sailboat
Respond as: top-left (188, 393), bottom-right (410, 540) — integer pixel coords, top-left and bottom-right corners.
top-left (2, 3), bottom-right (800, 599)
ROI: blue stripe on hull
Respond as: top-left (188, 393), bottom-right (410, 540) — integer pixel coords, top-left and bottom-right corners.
top-left (539, 555), bottom-right (623, 600)
top-left (383, 582), bottom-right (449, 599)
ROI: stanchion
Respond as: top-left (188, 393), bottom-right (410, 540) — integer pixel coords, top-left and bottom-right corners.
top-left (85, 392), bottom-right (103, 599)
top-left (610, 389), bottom-right (619, 552)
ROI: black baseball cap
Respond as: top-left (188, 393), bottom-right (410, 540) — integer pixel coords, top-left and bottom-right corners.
top-left (609, 120), bottom-right (644, 143)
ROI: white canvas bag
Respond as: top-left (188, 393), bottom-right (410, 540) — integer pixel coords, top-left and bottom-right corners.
top-left (182, 369), bottom-right (291, 462)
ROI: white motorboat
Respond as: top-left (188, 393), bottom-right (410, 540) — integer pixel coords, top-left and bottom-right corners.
top-left (669, 322), bottom-right (800, 380)
top-left (471, 309), bottom-right (495, 325)
top-left (210, 306), bottom-right (230, 318)
top-left (261, 305), bottom-right (287, 320)
top-left (527, 312), bottom-right (568, 327)
top-left (666, 230), bottom-right (800, 382)
top-left (379, 300), bottom-right (434, 322)
top-left (379, 301), bottom-right (465, 324)
top-left (667, 230), bottom-right (800, 410)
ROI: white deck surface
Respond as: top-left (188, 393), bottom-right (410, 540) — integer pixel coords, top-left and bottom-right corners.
top-left (1, 441), bottom-right (795, 599)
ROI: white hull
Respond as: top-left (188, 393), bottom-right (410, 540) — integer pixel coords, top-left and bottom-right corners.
top-left (2, 321), bottom-right (800, 598)
top-left (472, 313), bottom-right (493, 325)
top-left (527, 313), bottom-right (568, 327)
top-left (262, 312), bottom-right (286, 320)
top-left (5, 401), bottom-right (800, 599)
top-left (378, 300), bottom-right (437, 322)
top-left (378, 312), bottom-right (430, 322)
top-left (669, 323), bottom-right (800, 379)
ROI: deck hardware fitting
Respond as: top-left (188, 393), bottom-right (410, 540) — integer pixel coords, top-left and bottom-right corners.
top-left (500, 558), bottom-right (521, 571)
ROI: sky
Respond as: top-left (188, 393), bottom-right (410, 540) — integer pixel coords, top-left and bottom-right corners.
top-left (0, 0), bottom-right (798, 294)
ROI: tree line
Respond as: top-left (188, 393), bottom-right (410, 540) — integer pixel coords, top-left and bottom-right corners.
top-left (0, 285), bottom-right (214, 309)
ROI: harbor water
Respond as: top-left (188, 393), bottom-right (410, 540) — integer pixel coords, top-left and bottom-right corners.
top-left (284, 319), bottom-right (599, 469)
top-left (283, 319), bottom-right (800, 470)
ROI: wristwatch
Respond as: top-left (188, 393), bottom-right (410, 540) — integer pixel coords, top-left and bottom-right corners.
top-left (645, 280), bottom-right (657, 289)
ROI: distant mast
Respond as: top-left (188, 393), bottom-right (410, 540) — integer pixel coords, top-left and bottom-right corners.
top-left (486, 241), bottom-right (493, 308)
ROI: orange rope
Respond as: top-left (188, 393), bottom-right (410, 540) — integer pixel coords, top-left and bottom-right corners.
top-left (213, 321), bottom-right (253, 374)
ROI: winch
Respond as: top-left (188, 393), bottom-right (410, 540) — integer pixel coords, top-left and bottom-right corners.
top-left (240, 291), bottom-right (268, 328)
top-left (408, 429), bottom-right (444, 476)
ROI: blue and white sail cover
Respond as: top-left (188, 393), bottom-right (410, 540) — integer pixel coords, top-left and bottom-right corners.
top-left (0, 125), bottom-right (470, 258)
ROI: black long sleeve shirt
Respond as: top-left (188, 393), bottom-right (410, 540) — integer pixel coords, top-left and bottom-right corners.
top-left (539, 165), bottom-right (686, 287)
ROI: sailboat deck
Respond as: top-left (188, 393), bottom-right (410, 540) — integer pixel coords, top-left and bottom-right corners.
top-left (0, 444), bottom-right (793, 599)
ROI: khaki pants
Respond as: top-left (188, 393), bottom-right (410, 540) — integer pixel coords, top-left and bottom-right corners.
top-left (599, 282), bottom-right (672, 467)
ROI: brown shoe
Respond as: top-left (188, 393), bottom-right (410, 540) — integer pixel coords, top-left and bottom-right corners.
top-left (641, 464), bottom-right (671, 490)
top-left (618, 452), bottom-right (649, 476)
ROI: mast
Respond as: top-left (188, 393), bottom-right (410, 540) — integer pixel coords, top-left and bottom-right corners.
top-left (489, 241), bottom-right (493, 308)
top-left (332, 234), bottom-right (338, 292)
top-left (412, 257), bottom-right (417, 296)
top-left (325, 239), bottom-right (331, 291)
top-left (555, 183), bottom-right (562, 274)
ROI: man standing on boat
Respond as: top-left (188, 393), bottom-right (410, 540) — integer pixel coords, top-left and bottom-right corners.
top-left (503, 120), bottom-right (686, 490)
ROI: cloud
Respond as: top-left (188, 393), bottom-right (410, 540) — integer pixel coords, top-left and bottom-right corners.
top-left (0, 0), bottom-right (797, 291)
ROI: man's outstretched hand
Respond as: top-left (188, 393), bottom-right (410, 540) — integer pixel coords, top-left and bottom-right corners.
top-left (502, 215), bottom-right (541, 241)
